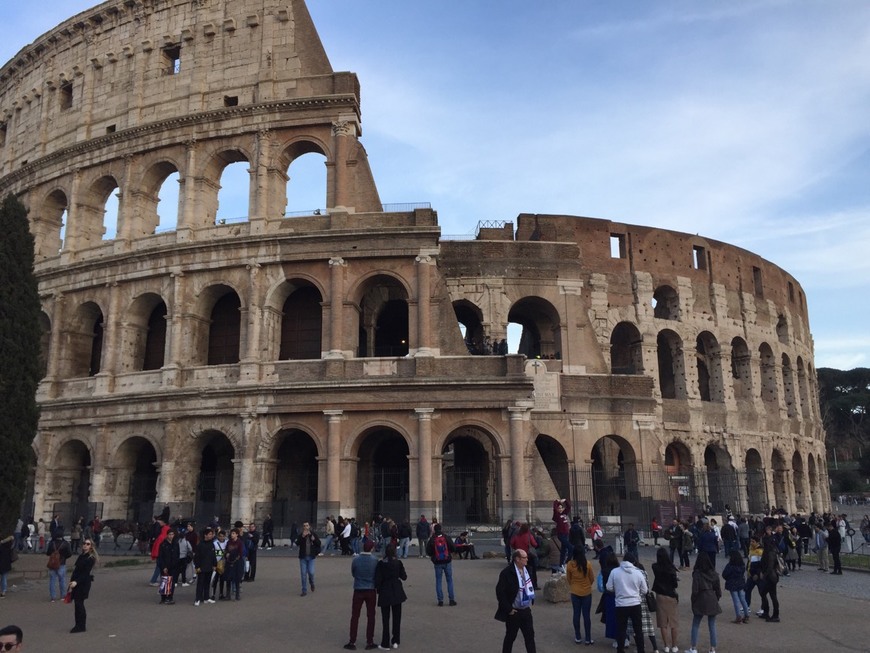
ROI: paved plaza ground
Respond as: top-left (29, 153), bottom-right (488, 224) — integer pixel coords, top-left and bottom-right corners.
top-left (2, 540), bottom-right (867, 653)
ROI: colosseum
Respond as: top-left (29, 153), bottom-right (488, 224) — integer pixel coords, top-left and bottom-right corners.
top-left (0, 0), bottom-right (829, 531)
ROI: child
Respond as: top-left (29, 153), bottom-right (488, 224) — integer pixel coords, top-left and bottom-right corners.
top-left (721, 549), bottom-right (750, 623)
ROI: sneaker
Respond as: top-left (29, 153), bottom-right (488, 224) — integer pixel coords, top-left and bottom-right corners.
top-left (194, 600), bottom-right (201, 606)
top-left (207, 598), bottom-right (216, 604)
top-left (756, 610), bottom-right (766, 617)
top-left (575, 638), bottom-right (583, 644)
top-left (378, 647), bottom-right (391, 651)
top-left (663, 648), bottom-right (670, 653)
top-left (182, 582), bottom-right (190, 587)
top-left (149, 582), bottom-right (159, 587)
top-left (683, 649), bottom-right (697, 653)
top-left (343, 645), bottom-right (357, 651)
top-left (392, 646), bottom-right (399, 650)
top-left (585, 642), bottom-right (594, 647)
top-left (449, 600), bottom-right (457, 606)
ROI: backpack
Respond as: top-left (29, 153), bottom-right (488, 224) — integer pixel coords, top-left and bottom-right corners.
top-left (47, 548), bottom-right (61, 571)
top-left (432, 534), bottom-right (449, 562)
top-left (350, 523), bottom-right (360, 539)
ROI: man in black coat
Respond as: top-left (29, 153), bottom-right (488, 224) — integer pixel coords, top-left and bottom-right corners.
top-left (827, 522), bottom-right (843, 575)
top-left (157, 529), bottom-right (180, 604)
top-left (495, 549), bottom-right (536, 653)
top-left (194, 528), bottom-right (217, 605)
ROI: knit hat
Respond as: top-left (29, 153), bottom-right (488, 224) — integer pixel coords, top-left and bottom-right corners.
top-left (363, 540), bottom-right (375, 552)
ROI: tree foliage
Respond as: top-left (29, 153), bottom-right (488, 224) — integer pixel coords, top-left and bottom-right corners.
top-left (0, 193), bottom-right (40, 534)
top-left (817, 367), bottom-right (870, 456)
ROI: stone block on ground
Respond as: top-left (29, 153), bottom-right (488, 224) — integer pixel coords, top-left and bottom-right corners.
top-left (542, 574), bottom-right (569, 602)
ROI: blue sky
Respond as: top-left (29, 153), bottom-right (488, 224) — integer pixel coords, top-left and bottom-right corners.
top-left (3, 1), bottom-right (870, 369)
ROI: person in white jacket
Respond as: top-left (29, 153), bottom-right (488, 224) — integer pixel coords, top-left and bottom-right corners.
top-left (605, 553), bottom-right (648, 653)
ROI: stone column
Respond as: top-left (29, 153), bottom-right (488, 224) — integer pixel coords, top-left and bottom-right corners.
top-left (506, 405), bottom-right (532, 522)
top-left (326, 258), bottom-right (346, 358)
top-left (240, 262), bottom-right (263, 383)
top-left (95, 282), bottom-right (120, 393)
top-left (177, 139), bottom-right (198, 240)
top-left (162, 271), bottom-right (185, 387)
top-left (234, 414), bottom-right (259, 521)
top-left (331, 120), bottom-right (357, 210)
top-left (250, 129), bottom-right (271, 228)
top-left (44, 293), bottom-right (66, 398)
top-left (89, 424), bottom-right (110, 510)
top-left (415, 255), bottom-right (434, 357)
top-left (323, 411), bottom-right (343, 519)
top-left (412, 409), bottom-right (435, 518)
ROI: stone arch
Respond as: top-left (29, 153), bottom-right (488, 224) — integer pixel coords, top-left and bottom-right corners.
top-left (108, 436), bottom-right (159, 521)
top-left (610, 321), bottom-right (643, 374)
top-left (53, 439), bottom-right (93, 524)
top-left (744, 448), bottom-right (767, 514)
top-left (696, 331), bottom-right (724, 402)
top-left (730, 336), bottom-right (752, 400)
top-left (123, 292), bottom-right (168, 372)
top-left (591, 435), bottom-right (639, 517)
top-left (194, 430), bottom-right (236, 525)
top-left (453, 299), bottom-right (487, 355)
top-left (35, 188), bottom-right (68, 258)
top-left (507, 295), bottom-right (562, 359)
top-left (65, 301), bottom-right (105, 378)
top-left (201, 148), bottom-right (252, 225)
top-left (354, 426), bottom-right (410, 522)
top-left (652, 284), bottom-right (680, 320)
top-left (442, 425), bottom-right (501, 524)
top-left (138, 159), bottom-right (182, 235)
top-left (656, 329), bottom-right (686, 399)
top-left (664, 440), bottom-right (693, 473)
top-left (776, 314), bottom-right (789, 345)
top-left (77, 174), bottom-right (120, 245)
top-left (533, 434), bottom-right (570, 502)
top-left (771, 448), bottom-right (789, 511)
top-left (269, 428), bottom-right (320, 528)
top-left (350, 273), bottom-right (411, 357)
top-left (704, 444), bottom-right (736, 513)
top-left (279, 139), bottom-right (329, 215)
top-left (791, 449), bottom-right (807, 513)
top-left (664, 440), bottom-right (698, 506)
top-left (278, 281), bottom-right (323, 360)
top-left (758, 342), bottom-right (778, 404)
top-left (807, 453), bottom-right (822, 512)
top-left (191, 284), bottom-right (243, 366)
top-left (781, 354), bottom-right (797, 418)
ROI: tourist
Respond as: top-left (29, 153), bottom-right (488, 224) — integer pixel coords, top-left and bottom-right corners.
top-left (605, 552), bottom-right (647, 653)
top-left (375, 543), bottom-right (407, 650)
top-left (650, 518), bottom-right (661, 546)
top-left (426, 523), bottom-right (457, 606)
top-left (495, 549), bottom-right (537, 653)
top-left (721, 549), bottom-right (750, 624)
top-left (344, 539), bottom-right (379, 650)
top-left (156, 529), bottom-right (179, 605)
top-left (622, 523), bottom-right (640, 560)
top-left (261, 514), bottom-right (274, 550)
top-left (827, 521), bottom-right (843, 575)
top-left (396, 520), bottom-right (412, 560)
top-left (0, 625), bottom-right (23, 651)
top-left (553, 497), bottom-right (572, 572)
top-left (193, 527), bottom-right (216, 605)
top-left (510, 523), bottom-right (540, 590)
top-left (685, 551), bottom-right (721, 653)
top-left (625, 553), bottom-right (659, 653)
top-left (296, 522), bottom-right (321, 596)
top-left (45, 529), bottom-right (72, 602)
top-left (757, 536), bottom-right (781, 622)
top-left (0, 533), bottom-right (13, 599)
top-left (244, 522), bottom-right (259, 581)
top-left (566, 545), bottom-right (595, 645)
top-left (813, 523), bottom-right (828, 572)
top-left (211, 529), bottom-right (229, 600)
top-left (69, 539), bottom-right (98, 633)
top-left (651, 547), bottom-right (680, 653)
top-left (225, 528), bottom-right (245, 600)
top-left (665, 519), bottom-right (682, 566)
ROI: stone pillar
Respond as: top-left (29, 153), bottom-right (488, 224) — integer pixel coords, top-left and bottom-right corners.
top-left (250, 129), bottom-right (272, 228)
top-left (44, 293), bottom-right (66, 398)
top-left (322, 410), bottom-right (343, 519)
top-left (331, 120), bottom-right (357, 210)
top-left (177, 140), bottom-right (198, 240)
top-left (234, 414), bottom-right (259, 521)
top-left (240, 262), bottom-right (263, 383)
top-left (415, 255), bottom-right (434, 357)
top-left (162, 271), bottom-right (185, 386)
top-left (412, 409), bottom-right (435, 518)
top-left (506, 405), bottom-right (532, 521)
top-left (95, 282), bottom-right (120, 393)
top-left (61, 169), bottom-right (82, 260)
top-left (89, 424), bottom-right (110, 509)
top-left (326, 257), bottom-right (346, 358)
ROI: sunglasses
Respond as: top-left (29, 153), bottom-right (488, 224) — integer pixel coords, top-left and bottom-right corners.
top-left (1, 643), bottom-right (19, 651)
top-left (83, 542), bottom-right (92, 547)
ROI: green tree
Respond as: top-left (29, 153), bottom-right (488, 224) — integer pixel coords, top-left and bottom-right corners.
top-left (0, 193), bottom-right (40, 534)
top-left (818, 367), bottom-right (870, 459)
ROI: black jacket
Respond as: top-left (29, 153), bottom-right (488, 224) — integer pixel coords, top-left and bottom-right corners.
top-left (157, 537), bottom-right (180, 574)
top-left (70, 553), bottom-right (96, 600)
top-left (194, 539), bottom-right (217, 573)
top-left (375, 557), bottom-right (407, 607)
top-left (494, 563), bottom-right (532, 622)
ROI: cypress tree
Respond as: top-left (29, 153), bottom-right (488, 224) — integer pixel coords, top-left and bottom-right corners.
top-left (0, 193), bottom-right (40, 534)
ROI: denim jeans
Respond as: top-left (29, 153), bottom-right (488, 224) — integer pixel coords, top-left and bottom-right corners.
top-left (433, 563), bottom-right (454, 602)
top-left (558, 533), bottom-right (571, 567)
top-left (398, 537), bottom-right (410, 559)
top-left (322, 535), bottom-right (334, 554)
top-left (729, 589), bottom-right (749, 619)
top-left (571, 593), bottom-right (592, 642)
top-left (690, 614), bottom-right (717, 648)
top-left (49, 565), bottom-right (67, 601)
top-left (351, 537), bottom-right (361, 554)
top-left (299, 556), bottom-right (315, 593)
top-left (150, 562), bottom-right (161, 584)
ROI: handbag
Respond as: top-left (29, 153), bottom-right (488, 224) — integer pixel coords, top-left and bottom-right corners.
top-left (645, 591), bottom-right (657, 612)
top-left (63, 589), bottom-right (72, 604)
top-left (159, 575), bottom-right (174, 596)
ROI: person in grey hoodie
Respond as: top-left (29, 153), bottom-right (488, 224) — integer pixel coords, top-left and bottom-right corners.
top-left (605, 553), bottom-right (648, 653)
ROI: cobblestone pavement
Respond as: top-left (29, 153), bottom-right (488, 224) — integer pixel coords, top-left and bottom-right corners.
top-left (1, 541), bottom-right (867, 653)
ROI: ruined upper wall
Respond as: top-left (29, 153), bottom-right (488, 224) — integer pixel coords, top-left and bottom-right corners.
top-left (0, 0), bottom-right (349, 176)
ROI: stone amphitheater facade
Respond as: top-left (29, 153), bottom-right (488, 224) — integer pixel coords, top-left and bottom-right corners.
top-left (0, 0), bottom-right (828, 529)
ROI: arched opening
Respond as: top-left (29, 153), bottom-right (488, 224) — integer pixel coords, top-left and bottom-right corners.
top-left (280, 284), bottom-right (323, 360)
top-left (744, 449), bottom-right (767, 514)
top-left (38, 312), bottom-right (51, 379)
top-left (534, 435), bottom-right (570, 502)
top-left (155, 169), bottom-right (180, 233)
top-left (758, 343), bottom-right (778, 404)
top-left (208, 291), bottom-right (241, 365)
top-left (776, 314), bottom-right (789, 345)
top-left (101, 181), bottom-right (120, 241)
top-left (195, 431), bottom-right (235, 525)
top-left (591, 436), bottom-right (639, 518)
top-left (696, 332), bottom-right (723, 402)
top-left (271, 430), bottom-right (319, 529)
top-left (807, 454), bottom-right (822, 512)
top-left (704, 445), bottom-right (736, 513)
top-left (507, 296), bottom-right (562, 359)
top-left (356, 276), bottom-right (409, 357)
top-left (113, 437), bottom-right (158, 522)
top-left (664, 441), bottom-right (698, 506)
top-left (782, 354), bottom-right (797, 418)
top-left (792, 450), bottom-right (806, 513)
top-left (66, 302), bottom-right (104, 378)
top-left (37, 189), bottom-right (68, 257)
top-left (285, 150), bottom-right (327, 215)
top-left (730, 337), bottom-right (752, 400)
top-left (53, 440), bottom-right (92, 526)
top-left (771, 449), bottom-right (789, 511)
top-left (796, 357), bottom-right (811, 418)
top-left (215, 160), bottom-right (251, 224)
top-left (126, 293), bottom-right (167, 372)
top-left (442, 429), bottom-right (499, 524)
top-left (610, 322), bottom-right (643, 374)
top-left (652, 285), bottom-right (679, 320)
top-left (453, 300), bottom-right (489, 355)
top-left (356, 428), bottom-right (409, 522)
top-left (138, 161), bottom-right (180, 235)
top-left (656, 329), bottom-right (685, 399)
top-left (143, 302), bottom-right (167, 370)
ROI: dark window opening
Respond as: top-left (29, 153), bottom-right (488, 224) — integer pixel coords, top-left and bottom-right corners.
top-left (374, 300), bottom-right (409, 357)
top-left (0, 122), bottom-right (6, 147)
top-left (162, 45), bottom-right (181, 75)
top-left (89, 320), bottom-right (103, 376)
top-left (106, 124), bottom-right (116, 134)
top-left (692, 245), bottom-right (707, 270)
top-left (60, 81), bottom-right (73, 110)
top-left (752, 266), bottom-right (763, 297)
top-left (279, 286), bottom-right (323, 360)
top-left (652, 285), bottom-right (680, 320)
top-left (208, 293), bottom-right (241, 365)
top-left (224, 95), bottom-right (239, 107)
top-left (143, 302), bottom-right (167, 370)
top-left (610, 233), bottom-right (626, 259)
top-left (788, 282), bottom-right (794, 302)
